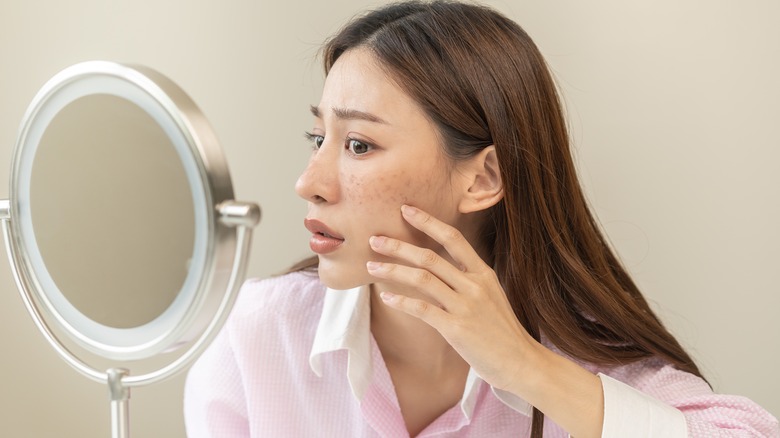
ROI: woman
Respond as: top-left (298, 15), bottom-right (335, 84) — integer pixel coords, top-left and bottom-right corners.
top-left (184, 1), bottom-right (778, 436)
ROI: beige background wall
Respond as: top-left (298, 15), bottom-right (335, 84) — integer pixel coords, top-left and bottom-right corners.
top-left (0, 1), bottom-right (777, 436)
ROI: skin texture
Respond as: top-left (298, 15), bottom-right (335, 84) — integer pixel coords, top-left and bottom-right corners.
top-left (296, 48), bottom-right (604, 438)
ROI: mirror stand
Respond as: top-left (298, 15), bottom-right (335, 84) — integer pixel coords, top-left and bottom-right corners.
top-left (1, 199), bottom-right (260, 438)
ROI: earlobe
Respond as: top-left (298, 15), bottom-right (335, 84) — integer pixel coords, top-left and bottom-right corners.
top-left (458, 145), bottom-right (504, 214)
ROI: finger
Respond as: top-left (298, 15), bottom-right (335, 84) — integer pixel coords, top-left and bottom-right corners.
top-left (400, 205), bottom-right (487, 272)
top-left (378, 290), bottom-right (450, 330)
top-left (366, 261), bottom-right (461, 311)
top-left (369, 235), bottom-right (468, 290)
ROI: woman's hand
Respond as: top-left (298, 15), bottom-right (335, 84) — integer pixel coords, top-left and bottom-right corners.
top-left (365, 204), bottom-right (539, 392)
top-left (367, 205), bottom-right (605, 438)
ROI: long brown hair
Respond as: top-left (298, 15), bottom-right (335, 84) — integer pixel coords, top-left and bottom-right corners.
top-left (306, 1), bottom-right (703, 435)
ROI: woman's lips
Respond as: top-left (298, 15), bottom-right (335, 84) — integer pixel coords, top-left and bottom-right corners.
top-left (304, 218), bottom-right (345, 255)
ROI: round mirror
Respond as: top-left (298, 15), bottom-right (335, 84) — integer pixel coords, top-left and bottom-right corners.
top-left (2, 61), bottom-right (259, 368)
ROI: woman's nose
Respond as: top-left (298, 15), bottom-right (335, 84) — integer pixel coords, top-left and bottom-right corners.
top-left (295, 149), bottom-right (340, 204)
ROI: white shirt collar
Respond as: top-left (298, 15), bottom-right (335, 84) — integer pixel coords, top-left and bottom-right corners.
top-left (309, 284), bottom-right (373, 401)
top-left (309, 286), bottom-right (532, 418)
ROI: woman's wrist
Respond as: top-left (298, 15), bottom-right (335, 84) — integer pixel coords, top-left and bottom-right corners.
top-left (504, 341), bottom-right (605, 438)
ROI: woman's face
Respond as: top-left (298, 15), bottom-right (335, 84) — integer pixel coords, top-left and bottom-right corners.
top-left (295, 48), bottom-right (476, 290)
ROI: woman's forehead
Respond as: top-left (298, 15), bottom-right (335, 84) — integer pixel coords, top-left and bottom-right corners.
top-left (318, 49), bottom-right (424, 124)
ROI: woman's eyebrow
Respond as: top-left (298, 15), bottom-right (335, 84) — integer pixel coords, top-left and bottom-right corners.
top-left (309, 105), bottom-right (389, 125)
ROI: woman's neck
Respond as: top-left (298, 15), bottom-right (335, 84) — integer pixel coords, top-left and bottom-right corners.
top-left (369, 282), bottom-right (466, 373)
top-left (369, 281), bottom-right (470, 436)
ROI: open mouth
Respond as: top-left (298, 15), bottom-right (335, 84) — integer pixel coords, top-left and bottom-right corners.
top-left (304, 218), bottom-right (344, 240)
top-left (304, 218), bottom-right (345, 254)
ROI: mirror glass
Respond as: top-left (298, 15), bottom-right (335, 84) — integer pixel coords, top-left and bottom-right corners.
top-left (30, 94), bottom-right (195, 329)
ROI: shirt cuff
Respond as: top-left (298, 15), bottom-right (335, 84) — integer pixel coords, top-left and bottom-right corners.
top-left (599, 373), bottom-right (687, 438)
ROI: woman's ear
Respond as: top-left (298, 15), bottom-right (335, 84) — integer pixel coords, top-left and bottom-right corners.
top-left (458, 145), bottom-right (504, 213)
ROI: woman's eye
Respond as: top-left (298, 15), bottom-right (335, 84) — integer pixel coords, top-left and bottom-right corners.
top-left (346, 138), bottom-right (372, 155)
top-left (304, 132), bottom-right (325, 149)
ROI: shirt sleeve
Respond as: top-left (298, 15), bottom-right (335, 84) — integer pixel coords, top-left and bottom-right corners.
top-left (183, 324), bottom-right (250, 438)
top-left (598, 360), bottom-right (779, 437)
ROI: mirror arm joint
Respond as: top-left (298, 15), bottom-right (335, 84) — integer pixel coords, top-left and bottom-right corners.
top-left (216, 200), bottom-right (261, 228)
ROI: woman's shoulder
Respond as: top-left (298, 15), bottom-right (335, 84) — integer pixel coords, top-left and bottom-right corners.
top-left (568, 350), bottom-right (711, 397)
top-left (542, 339), bottom-right (711, 398)
top-left (239, 270), bottom-right (324, 301)
top-left (590, 356), bottom-right (711, 395)
top-left (227, 270), bottom-right (327, 326)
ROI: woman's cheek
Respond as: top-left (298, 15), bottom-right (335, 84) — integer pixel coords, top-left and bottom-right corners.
top-left (346, 166), bottom-right (445, 243)
top-left (348, 169), bottom-right (409, 208)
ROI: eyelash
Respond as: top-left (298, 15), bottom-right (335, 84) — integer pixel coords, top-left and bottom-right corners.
top-left (303, 132), bottom-right (375, 156)
top-left (303, 132), bottom-right (324, 150)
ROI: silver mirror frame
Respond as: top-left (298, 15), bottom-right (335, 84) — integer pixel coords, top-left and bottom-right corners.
top-left (0, 61), bottom-right (260, 389)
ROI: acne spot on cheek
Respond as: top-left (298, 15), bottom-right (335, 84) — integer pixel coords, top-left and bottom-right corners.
top-left (346, 172), bottom-right (378, 206)
top-left (382, 173), bottom-right (410, 206)
top-left (346, 170), bottom-right (427, 211)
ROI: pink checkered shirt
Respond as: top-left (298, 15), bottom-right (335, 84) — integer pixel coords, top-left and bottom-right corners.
top-left (184, 272), bottom-right (778, 437)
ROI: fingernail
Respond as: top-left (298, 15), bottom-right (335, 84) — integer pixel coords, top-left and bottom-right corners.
top-left (401, 205), bottom-right (417, 216)
top-left (369, 235), bottom-right (386, 248)
top-left (380, 291), bottom-right (395, 302)
top-left (366, 261), bottom-right (381, 272)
